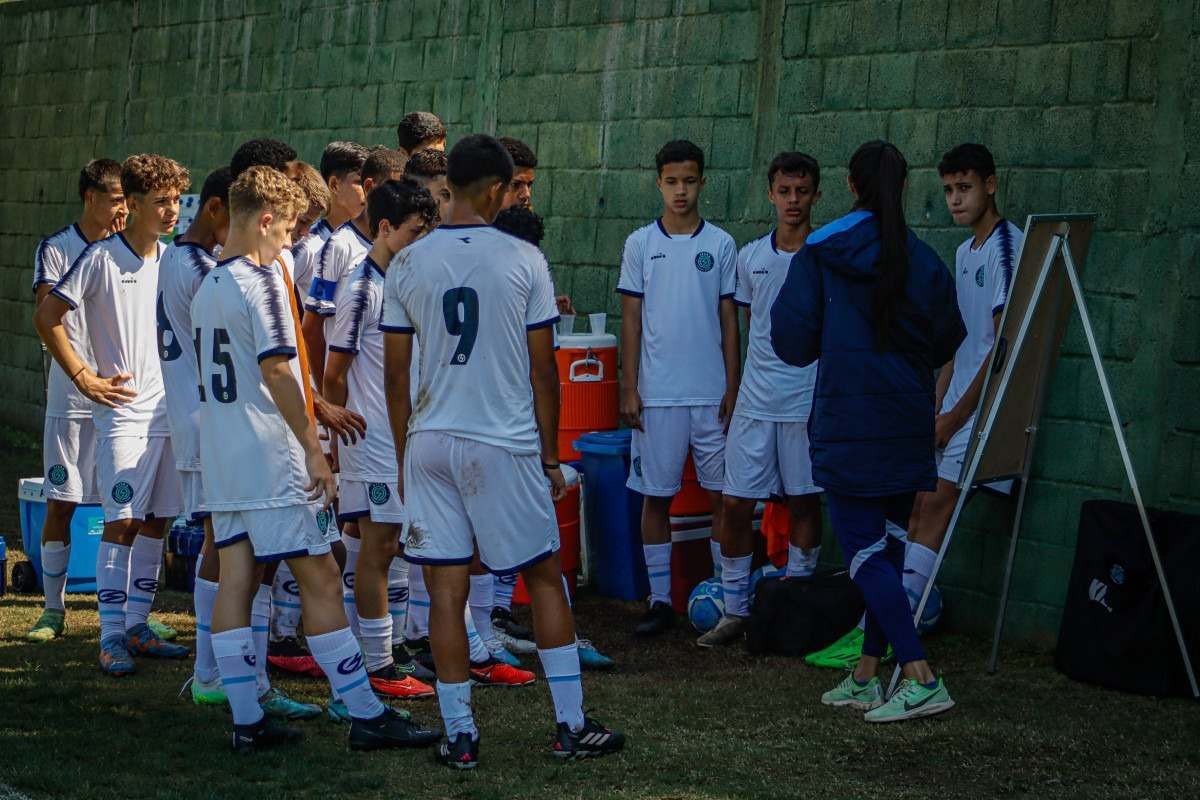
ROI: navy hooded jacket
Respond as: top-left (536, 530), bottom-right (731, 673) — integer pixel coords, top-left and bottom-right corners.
top-left (770, 210), bottom-right (966, 497)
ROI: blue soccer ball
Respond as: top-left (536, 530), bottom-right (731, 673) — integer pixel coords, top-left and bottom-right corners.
top-left (687, 578), bottom-right (725, 633)
top-left (913, 584), bottom-right (943, 635)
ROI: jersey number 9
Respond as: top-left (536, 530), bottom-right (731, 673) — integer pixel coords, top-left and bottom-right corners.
top-left (442, 286), bottom-right (479, 365)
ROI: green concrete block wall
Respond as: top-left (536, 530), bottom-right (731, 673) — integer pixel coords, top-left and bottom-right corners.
top-left (2, 0), bottom-right (1198, 642)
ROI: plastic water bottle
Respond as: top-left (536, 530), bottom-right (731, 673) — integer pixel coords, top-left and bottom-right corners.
top-left (0, 538), bottom-right (8, 596)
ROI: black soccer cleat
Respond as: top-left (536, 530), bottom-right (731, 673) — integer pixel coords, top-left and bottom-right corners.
top-left (492, 606), bottom-right (534, 640)
top-left (348, 707), bottom-right (441, 751)
top-left (634, 601), bottom-right (675, 637)
top-left (552, 716), bottom-right (626, 760)
top-left (232, 717), bottom-right (303, 754)
top-left (392, 642), bottom-right (437, 682)
top-left (435, 732), bottom-right (480, 770)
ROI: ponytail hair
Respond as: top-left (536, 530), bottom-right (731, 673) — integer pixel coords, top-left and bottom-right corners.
top-left (849, 140), bottom-right (909, 350)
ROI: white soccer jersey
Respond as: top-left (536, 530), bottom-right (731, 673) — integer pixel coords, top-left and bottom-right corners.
top-left (51, 234), bottom-right (169, 437)
top-left (733, 231), bottom-right (817, 422)
top-left (942, 219), bottom-right (1024, 414)
top-left (328, 255), bottom-right (417, 482)
top-left (191, 256), bottom-right (310, 510)
top-left (289, 218), bottom-right (333, 300)
top-left (616, 219), bottom-right (737, 406)
top-left (380, 224), bottom-right (558, 455)
top-left (34, 223), bottom-right (96, 419)
top-left (304, 221), bottom-right (371, 326)
top-left (157, 239), bottom-right (216, 470)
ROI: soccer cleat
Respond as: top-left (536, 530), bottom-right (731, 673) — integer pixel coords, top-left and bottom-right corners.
top-left (469, 657), bottom-right (536, 687)
top-left (696, 614), bottom-right (749, 648)
top-left (392, 644), bottom-right (437, 682)
top-left (552, 716), bottom-right (626, 760)
top-left (25, 608), bottom-right (66, 642)
top-left (368, 663), bottom-right (436, 699)
top-left (491, 607), bottom-right (537, 654)
top-left (577, 639), bottom-right (615, 671)
top-left (232, 717), bottom-right (303, 754)
top-left (403, 636), bottom-right (435, 671)
top-left (864, 677), bottom-right (955, 723)
top-left (634, 601), bottom-right (675, 637)
top-left (435, 732), bottom-right (480, 769)
top-left (327, 698), bottom-right (352, 724)
top-left (267, 636), bottom-right (321, 677)
top-left (125, 623), bottom-right (191, 659)
top-left (147, 616), bottom-right (178, 641)
top-left (188, 674), bottom-right (227, 705)
top-left (484, 638), bottom-right (523, 667)
top-left (821, 673), bottom-right (884, 711)
top-left (98, 635), bottom-right (136, 677)
top-left (349, 707), bottom-right (441, 751)
top-left (804, 627), bottom-right (863, 670)
top-left (259, 687), bottom-right (323, 720)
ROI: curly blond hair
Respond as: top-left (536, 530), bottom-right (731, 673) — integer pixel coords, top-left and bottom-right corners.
top-left (293, 162), bottom-right (330, 216)
top-left (121, 154), bottom-right (190, 196)
top-left (228, 165), bottom-right (307, 222)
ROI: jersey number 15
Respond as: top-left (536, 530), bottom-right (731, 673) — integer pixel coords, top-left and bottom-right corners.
top-left (193, 328), bottom-right (238, 404)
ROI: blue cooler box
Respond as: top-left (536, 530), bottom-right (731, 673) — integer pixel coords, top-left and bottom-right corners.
top-left (573, 430), bottom-right (648, 601)
top-left (18, 477), bottom-right (105, 593)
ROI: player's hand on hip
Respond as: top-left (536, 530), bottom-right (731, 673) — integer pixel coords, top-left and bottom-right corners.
top-left (305, 450), bottom-right (337, 508)
top-left (77, 371), bottom-right (137, 408)
top-left (316, 399), bottom-right (366, 445)
top-left (620, 387), bottom-right (644, 431)
top-left (545, 466), bottom-right (567, 502)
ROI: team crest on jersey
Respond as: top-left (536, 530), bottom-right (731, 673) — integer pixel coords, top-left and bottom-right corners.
top-left (111, 481), bottom-right (134, 504)
top-left (368, 483), bottom-right (391, 505)
top-left (315, 508), bottom-right (330, 533)
top-left (695, 251), bottom-right (715, 272)
top-left (48, 464), bottom-right (68, 486)
top-left (975, 265), bottom-right (985, 287)
top-left (633, 456), bottom-right (643, 478)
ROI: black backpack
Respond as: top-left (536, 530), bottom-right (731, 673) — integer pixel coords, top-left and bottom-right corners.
top-left (745, 569), bottom-right (865, 657)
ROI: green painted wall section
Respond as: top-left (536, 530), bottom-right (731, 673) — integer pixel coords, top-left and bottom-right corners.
top-left (2, 0), bottom-right (1198, 642)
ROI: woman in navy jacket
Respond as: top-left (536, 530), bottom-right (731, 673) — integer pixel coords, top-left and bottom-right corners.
top-left (771, 141), bottom-right (966, 723)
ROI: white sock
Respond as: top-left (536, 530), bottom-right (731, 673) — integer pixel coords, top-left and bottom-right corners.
top-left (212, 627), bottom-right (264, 726)
top-left (96, 541), bottom-right (130, 642)
top-left (251, 584), bottom-right (272, 696)
top-left (538, 642), bottom-right (585, 731)
top-left (468, 574), bottom-right (497, 645)
top-left (308, 626), bottom-right (384, 720)
top-left (405, 564), bottom-right (430, 640)
top-left (709, 538), bottom-right (722, 577)
top-left (193, 575), bottom-right (220, 683)
top-left (465, 607), bottom-right (491, 663)
top-left (720, 554), bottom-right (753, 617)
top-left (271, 562), bottom-right (302, 640)
top-left (126, 534), bottom-right (163, 629)
top-left (41, 541), bottom-right (70, 612)
top-left (436, 680), bottom-right (478, 740)
top-left (903, 542), bottom-right (938, 613)
top-left (359, 615), bottom-right (393, 672)
top-left (493, 573), bottom-right (516, 612)
top-left (786, 544), bottom-right (821, 578)
top-left (643, 543), bottom-right (671, 606)
top-left (387, 557), bottom-right (409, 644)
top-left (341, 534), bottom-right (360, 637)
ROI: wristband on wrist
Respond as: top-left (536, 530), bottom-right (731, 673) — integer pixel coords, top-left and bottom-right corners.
top-left (542, 461), bottom-right (560, 473)
top-left (69, 365), bottom-right (87, 383)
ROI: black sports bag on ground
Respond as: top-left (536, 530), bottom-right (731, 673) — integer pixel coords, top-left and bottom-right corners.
top-left (745, 569), bottom-right (865, 657)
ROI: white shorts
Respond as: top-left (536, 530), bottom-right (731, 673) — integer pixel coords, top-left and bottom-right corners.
top-left (96, 435), bottom-right (182, 522)
top-left (936, 415), bottom-right (1014, 494)
top-left (180, 470), bottom-right (208, 521)
top-left (42, 416), bottom-right (99, 503)
top-left (627, 405), bottom-right (725, 497)
top-left (339, 479), bottom-right (405, 525)
top-left (723, 415), bottom-right (821, 499)
top-left (403, 431), bottom-right (559, 575)
top-left (213, 502), bottom-right (339, 563)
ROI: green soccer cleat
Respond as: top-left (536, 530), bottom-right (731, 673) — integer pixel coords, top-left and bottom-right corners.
top-left (189, 674), bottom-right (227, 706)
top-left (26, 609), bottom-right (66, 642)
top-left (259, 687), bottom-right (322, 721)
top-left (327, 698), bottom-right (352, 724)
top-left (805, 627), bottom-right (864, 670)
top-left (147, 616), bottom-right (178, 641)
top-left (820, 673), bottom-right (884, 710)
top-left (864, 677), bottom-right (955, 724)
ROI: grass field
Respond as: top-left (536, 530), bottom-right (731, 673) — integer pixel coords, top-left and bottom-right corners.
top-left (2, 432), bottom-right (1199, 800)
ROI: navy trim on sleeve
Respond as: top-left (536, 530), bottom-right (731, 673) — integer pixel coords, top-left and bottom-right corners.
top-left (719, 292), bottom-right (737, 300)
top-left (328, 345), bottom-right (358, 354)
top-left (379, 324), bottom-right (415, 334)
top-left (616, 288), bottom-right (644, 297)
top-left (734, 299), bottom-right (751, 308)
top-left (257, 346), bottom-right (297, 363)
top-left (526, 315), bottom-right (560, 331)
top-left (991, 303), bottom-right (1006, 317)
top-left (49, 287), bottom-right (78, 310)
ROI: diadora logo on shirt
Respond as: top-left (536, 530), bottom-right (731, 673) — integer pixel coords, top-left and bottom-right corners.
top-left (120, 276), bottom-right (138, 285)
top-left (695, 251), bottom-right (714, 272)
top-left (458, 236), bottom-right (471, 243)
top-left (650, 252), bottom-right (667, 261)
top-left (751, 267), bottom-right (769, 276)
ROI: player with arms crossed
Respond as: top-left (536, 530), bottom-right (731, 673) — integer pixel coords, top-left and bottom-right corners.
top-left (383, 135), bottom-right (625, 768)
top-left (27, 159), bottom-right (126, 642)
top-left (192, 166), bottom-right (439, 753)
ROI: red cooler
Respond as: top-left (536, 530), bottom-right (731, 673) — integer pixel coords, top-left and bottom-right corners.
top-left (670, 455), bottom-right (711, 516)
top-left (556, 332), bottom-right (619, 463)
top-left (513, 465), bottom-right (581, 604)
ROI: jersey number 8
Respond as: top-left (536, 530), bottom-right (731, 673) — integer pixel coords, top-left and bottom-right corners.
top-left (442, 286), bottom-right (479, 365)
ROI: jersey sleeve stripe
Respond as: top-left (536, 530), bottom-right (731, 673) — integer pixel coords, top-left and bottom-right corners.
top-left (615, 288), bottom-right (644, 297)
top-left (342, 266), bottom-right (372, 350)
top-left (252, 267), bottom-right (293, 348)
top-left (734, 299), bottom-right (751, 307)
top-left (32, 238), bottom-right (54, 289)
top-left (49, 287), bottom-right (79, 309)
top-left (257, 345), bottom-right (297, 363)
top-left (379, 324), bottom-right (415, 333)
top-left (328, 344), bottom-right (358, 354)
top-left (997, 220), bottom-right (1016, 298)
top-left (526, 315), bottom-right (560, 331)
top-left (720, 292), bottom-right (736, 300)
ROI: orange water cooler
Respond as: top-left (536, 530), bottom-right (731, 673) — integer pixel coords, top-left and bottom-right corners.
top-left (513, 465), bottom-right (582, 604)
top-left (556, 332), bottom-right (619, 463)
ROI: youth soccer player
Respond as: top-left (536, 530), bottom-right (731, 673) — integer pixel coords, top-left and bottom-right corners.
top-left (323, 178), bottom-right (439, 699)
top-left (498, 136), bottom-right (536, 210)
top-left (395, 110), bottom-right (446, 157)
top-left (26, 159), bottom-right (126, 642)
top-left (383, 134), bottom-right (625, 767)
top-left (404, 148), bottom-right (452, 220)
top-left (286, 162), bottom-right (331, 299)
top-left (617, 140), bottom-right (740, 637)
top-left (35, 155), bottom-right (193, 675)
top-left (192, 165), bottom-right (439, 752)
top-left (699, 152), bottom-right (825, 647)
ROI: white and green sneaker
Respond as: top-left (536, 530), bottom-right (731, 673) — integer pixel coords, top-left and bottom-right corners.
top-left (147, 616), bottom-right (178, 642)
top-left (189, 674), bottom-right (226, 706)
top-left (821, 673), bottom-right (884, 710)
top-left (864, 677), bottom-right (955, 723)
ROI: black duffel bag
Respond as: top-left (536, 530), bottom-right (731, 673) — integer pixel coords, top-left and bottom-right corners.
top-left (746, 569), bottom-right (865, 657)
top-left (1056, 500), bottom-right (1200, 697)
